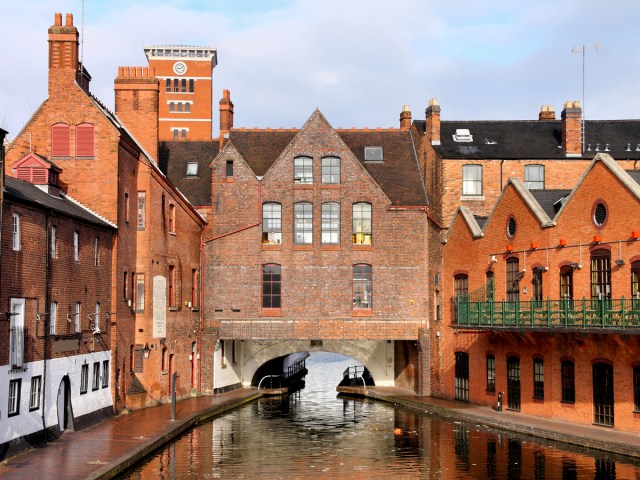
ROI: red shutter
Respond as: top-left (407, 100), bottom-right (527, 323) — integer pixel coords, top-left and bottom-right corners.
top-left (76, 123), bottom-right (95, 157)
top-left (51, 124), bottom-right (70, 157)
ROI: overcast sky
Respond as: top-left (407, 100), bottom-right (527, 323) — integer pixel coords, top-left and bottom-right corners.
top-left (2, 0), bottom-right (639, 139)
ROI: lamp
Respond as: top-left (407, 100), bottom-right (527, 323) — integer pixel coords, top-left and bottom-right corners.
top-left (517, 271), bottom-right (525, 279)
top-left (615, 259), bottom-right (625, 267)
top-left (569, 262), bottom-right (580, 269)
top-left (143, 343), bottom-right (151, 359)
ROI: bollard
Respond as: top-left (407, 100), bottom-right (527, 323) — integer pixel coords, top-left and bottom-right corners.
top-left (497, 391), bottom-right (502, 412)
top-left (171, 371), bottom-right (177, 420)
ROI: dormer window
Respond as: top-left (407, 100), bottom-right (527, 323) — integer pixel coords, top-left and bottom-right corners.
top-left (453, 129), bottom-right (473, 142)
top-left (364, 147), bottom-right (383, 162)
top-left (186, 162), bottom-right (198, 177)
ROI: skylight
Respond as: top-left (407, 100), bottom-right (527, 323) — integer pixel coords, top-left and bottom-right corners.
top-left (453, 129), bottom-right (473, 143)
top-left (364, 147), bottom-right (383, 162)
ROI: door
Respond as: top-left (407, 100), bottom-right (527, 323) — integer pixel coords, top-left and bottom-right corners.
top-left (507, 356), bottom-right (521, 410)
top-left (593, 363), bottom-right (614, 426)
top-left (57, 376), bottom-right (73, 432)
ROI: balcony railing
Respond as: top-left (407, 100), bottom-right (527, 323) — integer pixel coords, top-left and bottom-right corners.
top-left (10, 326), bottom-right (25, 368)
top-left (456, 296), bottom-right (640, 331)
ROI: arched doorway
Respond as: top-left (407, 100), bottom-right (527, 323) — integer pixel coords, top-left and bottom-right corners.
top-left (57, 376), bottom-right (74, 432)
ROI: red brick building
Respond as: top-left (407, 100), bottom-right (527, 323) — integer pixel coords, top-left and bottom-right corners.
top-left (440, 153), bottom-right (640, 433)
top-left (5, 13), bottom-right (206, 413)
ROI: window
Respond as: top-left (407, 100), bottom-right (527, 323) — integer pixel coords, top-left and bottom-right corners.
top-left (454, 274), bottom-right (469, 300)
top-left (364, 146), bottom-right (384, 162)
top-left (177, 102), bottom-right (183, 112)
top-left (186, 162), bottom-right (198, 177)
top-left (191, 269), bottom-right (198, 308)
top-left (353, 264), bottom-right (372, 309)
top-left (593, 202), bottom-right (607, 226)
top-left (321, 202), bottom-right (340, 244)
top-left (136, 273), bottom-right (145, 312)
top-left (169, 102), bottom-right (175, 112)
top-left (124, 192), bottom-right (130, 222)
top-left (533, 358), bottom-right (544, 400)
top-left (137, 192), bottom-right (146, 229)
top-left (169, 265), bottom-right (176, 308)
top-left (262, 203), bottom-right (282, 244)
top-left (51, 123), bottom-right (70, 157)
top-left (102, 360), bottom-right (109, 388)
top-left (560, 265), bottom-right (574, 302)
top-left (181, 129), bottom-right (187, 139)
top-left (50, 301), bottom-right (57, 336)
top-left (80, 363), bottom-right (89, 394)
top-left (561, 360), bottom-right (575, 403)
top-left (633, 366), bottom-right (640, 412)
top-left (8, 379), bottom-right (21, 416)
top-left (294, 202), bottom-right (313, 244)
top-left (93, 303), bottom-right (100, 332)
top-left (162, 347), bottom-right (168, 372)
top-left (73, 231), bottom-right (79, 262)
top-left (12, 213), bottom-right (20, 251)
top-left (133, 346), bottom-right (144, 373)
top-left (352, 203), bottom-right (372, 245)
top-left (591, 249), bottom-right (611, 299)
top-left (9, 298), bottom-right (25, 369)
top-left (321, 157), bottom-right (340, 184)
top-left (94, 237), bottom-right (100, 266)
top-left (294, 156), bottom-right (313, 184)
top-left (173, 129), bottom-right (178, 140)
top-left (486, 354), bottom-right (495, 392)
top-left (74, 302), bottom-right (81, 333)
top-left (169, 204), bottom-right (176, 233)
top-left (507, 356), bottom-right (521, 410)
top-left (507, 217), bottom-right (516, 237)
top-left (262, 264), bottom-right (281, 309)
top-left (506, 258), bottom-right (520, 302)
top-left (165, 79), bottom-right (171, 92)
top-left (462, 165), bottom-right (482, 196)
top-left (189, 79), bottom-right (194, 92)
top-left (123, 271), bottom-right (128, 299)
top-left (455, 352), bottom-right (470, 401)
top-left (226, 160), bottom-right (233, 178)
top-left (50, 226), bottom-right (57, 259)
top-left (532, 268), bottom-right (543, 305)
top-left (76, 123), bottom-right (95, 157)
top-left (181, 78), bottom-right (187, 93)
top-left (92, 362), bottom-right (100, 391)
top-left (131, 272), bottom-right (135, 304)
top-left (593, 363), bottom-right (614, 426)
top-left (524, 165), bottom-right (545, 190)
top-left (173, 78), bottom-right (179, 92)
top-left (29, 376), bottom-right (42, 411)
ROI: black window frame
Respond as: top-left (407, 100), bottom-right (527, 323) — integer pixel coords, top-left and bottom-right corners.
top-left (486, 354), bottom-right (496, 392)
top-left (455, 352), bottom-right (470, 402)
top-left (80, 363), bottom-right (89, 394)
top-left (561, 359), bottom-right (575, 403)
top-left (506, 258), bottom-right (520, 302)
top-left (590, 249), bottom-right (611, 300)
top-left (533, 358), bottom-right (544, 400)
top-left (262, 264), bottom-right (282, 309)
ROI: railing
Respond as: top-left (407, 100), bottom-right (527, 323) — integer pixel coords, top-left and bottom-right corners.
top-left (10, 326), bottom-right (25, 368)
top-left (456, 296), bottom-right (640, 330)
top-left (342, 365), bottom-right (367, 389)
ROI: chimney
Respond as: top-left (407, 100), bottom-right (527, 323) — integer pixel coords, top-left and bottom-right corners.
top-left (425, 98), bottom-right (441, 145)
top-left (219, 89), bottom-right (234, 145)
top-left (48, 13), bottom-right (79, 96)
top-left (561, 100), bottom-right (582, 157)
top-left (538, 104), bottom-right (555, 120)
top-left (399, 105), bottom-right (412, 130)
top-left (114, 66), bottom-right (159, 160)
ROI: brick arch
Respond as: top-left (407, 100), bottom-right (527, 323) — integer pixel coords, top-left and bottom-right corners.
top-left (242, 339), bottom-right (393, 388)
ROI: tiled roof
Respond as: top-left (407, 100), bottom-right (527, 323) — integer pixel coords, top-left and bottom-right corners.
top-left (4, 176), bottom-right (116, 229)
top-left (229, 130), bottom-right (298, 177)
top-left (414, 119), bottom-right (640, 160)
top-left (529, 190), bottom-right (572, 220)
top-left (159, 141), bottom-right (219, 207)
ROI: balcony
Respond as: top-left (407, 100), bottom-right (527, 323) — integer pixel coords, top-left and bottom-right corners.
top-left (455, 297), bottom-right (640, 333)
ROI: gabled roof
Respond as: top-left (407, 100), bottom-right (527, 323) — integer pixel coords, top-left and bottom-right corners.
top-left (12, 152), bottom-right (61, 172)
top-left (529, 189), bottom-right (572, 220)
top-left (229, 130), bottom-right (298, 177)
top-left (158, 141), bottom-right (219, 207)
top-left (443, 205), bottom-right (483, 244)
top-left (414, 119), bottom-right (640, 160)
top-left (4, 176), bottom-right (116, 229)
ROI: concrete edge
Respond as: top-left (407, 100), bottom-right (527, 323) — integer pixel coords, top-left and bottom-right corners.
top-left (365, 391), bottom-right (640, 460)
top-left (87, 392), bottom-right (263, 480)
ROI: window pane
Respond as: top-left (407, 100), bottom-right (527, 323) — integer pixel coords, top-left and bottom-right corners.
top-left (294, 157), bottom-right (313, 184)
top-left (294, 203), bottom-right (313, 244)
top-left (262, 203), bottom-right (282, 244)
top-left (353, 264), bottom-right (372, 309)
top-left (352, 203), bottom-right (372, 244)
top-left (262, 265), bottom-right (281, 308)
top-left (321, 202), bottom-right (340, 244)
top-left (462, 165), bottom-right (482, 195)
top-left (321, 157), bottom-right (340, 184)
top-left (525, 165), bottom-right (545, 190)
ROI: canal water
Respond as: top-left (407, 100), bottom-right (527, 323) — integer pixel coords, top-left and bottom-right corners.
top-left (119, 352), bottom-right (640, 479)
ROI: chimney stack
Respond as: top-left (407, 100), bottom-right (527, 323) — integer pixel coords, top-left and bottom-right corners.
top-left (561, 100), bottom-right (582, 157)
top-left (538, 104), bottom-right (556, 120)
top-left (48, 13), bottom-right (79, 96)
top-left (219, 89), bottom-right (234, 146)
top-left (399, 105), bottom-right (412, 130)
top-left (425, 98), bottom-right (441, 145)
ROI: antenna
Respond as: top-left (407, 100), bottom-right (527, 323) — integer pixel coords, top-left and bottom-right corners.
top-left (571, 43), bottom-right (599, 153)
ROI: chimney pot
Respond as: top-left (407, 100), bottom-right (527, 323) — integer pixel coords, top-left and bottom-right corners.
top-left (55, 12), bottom-right (62, 26)
top-left (399, 105), bottom-right (412, 130)
top-left (65, 13), bottom-right (73, 26)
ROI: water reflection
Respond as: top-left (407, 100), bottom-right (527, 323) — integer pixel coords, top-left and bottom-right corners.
top-left (119, 352), bottom-right (640, 479)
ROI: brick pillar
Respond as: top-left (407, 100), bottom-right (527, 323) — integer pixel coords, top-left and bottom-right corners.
top-left (562, 100), bottom-right (582, 157)
top-left (48, 13), bottom-right (79, 96)
top-left (114, 66), bottom-right (159, 160)
top-left (425, 98), bottom-right (441, 145)
top-left (399, 105), bottom-right (412, 130)
top-left (417, 328), bottom-right (430, 396)
top-left (538, 104), bottom-right (556, 120)
top-left (219, 90), bottom-right (234, 147)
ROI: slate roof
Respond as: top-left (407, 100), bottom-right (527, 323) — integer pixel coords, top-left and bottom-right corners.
top-left (4, 176), bottom-right (115, 229)
top-left (529, 189), bottom-right (572, 220)
top-left (229, 130), bottom-right (298, 177)
top-left (158, 141), bottom-right (219, 207)
top-left (414, 119), bottom-right (640, 160)
top-left (626, 170), bottom-right (640, 186)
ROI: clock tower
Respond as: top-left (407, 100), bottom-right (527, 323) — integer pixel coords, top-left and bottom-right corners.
top-left (143, 45), bottom-right (217, 141)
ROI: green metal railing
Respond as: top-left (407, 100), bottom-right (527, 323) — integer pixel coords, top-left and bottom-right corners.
top-left (456, 296), bottom-right (640, 330)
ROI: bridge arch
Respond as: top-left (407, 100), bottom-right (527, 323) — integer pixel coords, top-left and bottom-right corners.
top-left (242, 339), bottom-right (394, 387)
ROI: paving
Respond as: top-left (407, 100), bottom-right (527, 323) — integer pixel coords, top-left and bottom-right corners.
top-left (0, 389), bottom-right (261, 480)
top-left (2, 386), bottom-right (639, 480)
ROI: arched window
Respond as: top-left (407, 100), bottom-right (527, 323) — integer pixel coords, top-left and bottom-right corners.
top-left (631, 261), bottom-right (640, 305)
top-left (262, 203), bottom-right (282, 244)
top-left (560, 265), bottom-right (573, 301)
top-left (294, 202), bottom-right (313, 244)
top-left (506, 258), bottom-right (520, 302)
top-left (262, 264), bottom-right (281, 309)
top-left (353, 264), bottom-right (372, 310)
top-left (76, 123), bottom-right (95, 157)
top-left (294, 156), bottom-right (313, 184)
top-left (591, 249), bottom-right (611, 299)
top-left (321, 202), bottom-right (340, 244)
top-left (352, 202), bottom-right (372, 245)
top-left (51, 123), bottom-right (70, 157)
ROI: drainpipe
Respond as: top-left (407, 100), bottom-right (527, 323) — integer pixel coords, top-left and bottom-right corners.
top-left (41, 210), bottom-right (51, 440)
top-left (500, 159), bottom-right (505, 189)
top-left (197, 222), bottom-right (208, 392)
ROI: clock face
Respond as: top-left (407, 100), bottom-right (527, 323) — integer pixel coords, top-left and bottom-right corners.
top-left (173, 61), bottom-right (187, 75)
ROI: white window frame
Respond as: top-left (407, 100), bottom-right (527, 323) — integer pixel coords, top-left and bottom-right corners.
top-left (94, 237), bottom-right (99, 266)
top-left (12, 213), bottom-right (20, 251)
top-left (462, 164), bottom-right (483, 196)
top-left (102, 360), bottom-right (109, 388)
top-left (73, 231), bottom-right (79, 262)
top-left (94, 303), bottom-right (100, 332)
top-left (74, 302), bottom-right (81, 333)
top-left (50, 226), bottom-right (57, 259)
top-left (524, 164), bottom-right (545, 190)
top-left (10, 298), bottom-right (25, 368)
top-left (262, 203), bottom-right (282, 245)
top-left (8, 379), bottom-right (21, 416)
top-left (80, 363), bottom-right (88, 394)
top-left (186, 162), bottom-right (198, 177)
top-left (29, 376), bottom-right (42, 411)
top-left (50, 301), bottom-right (57, 336)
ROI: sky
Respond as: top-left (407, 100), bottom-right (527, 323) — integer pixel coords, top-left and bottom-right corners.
top-left (1, 0), bottom-right (639, 139)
